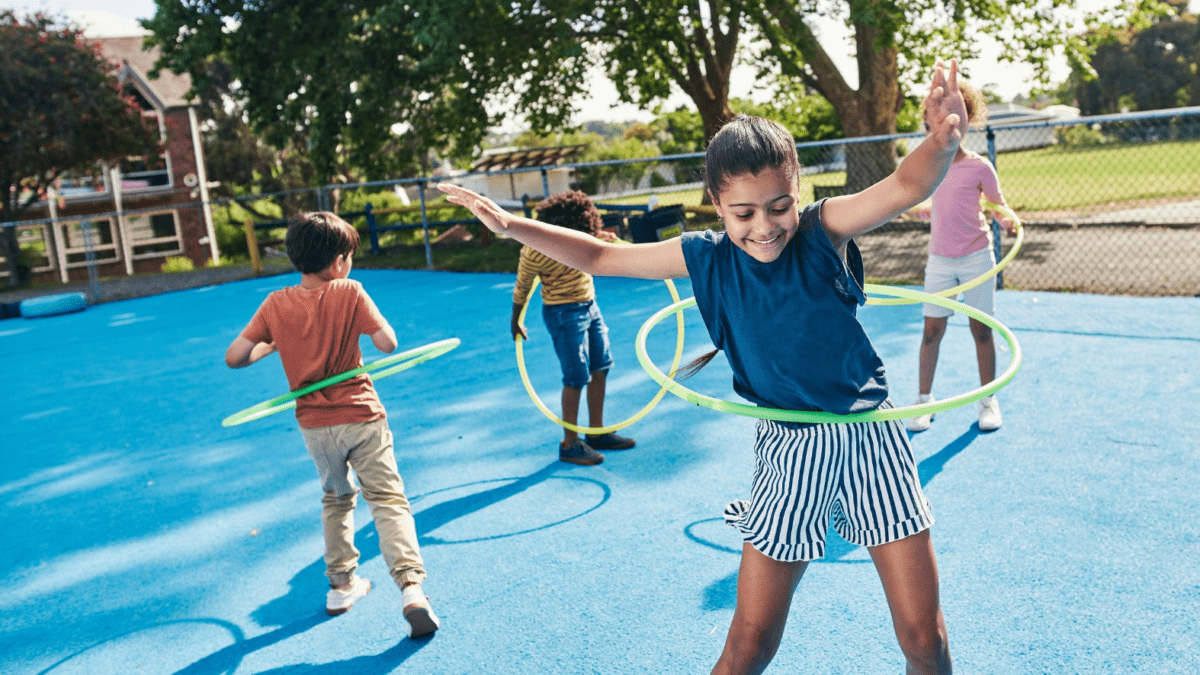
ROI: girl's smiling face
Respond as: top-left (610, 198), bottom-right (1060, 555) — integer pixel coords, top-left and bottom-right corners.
top-left (711, 167), bottom-right (801, 263)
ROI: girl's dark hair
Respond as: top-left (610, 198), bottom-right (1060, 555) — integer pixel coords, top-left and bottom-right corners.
top-left (285, 211), bottom-right (360, 274)
top-left (680, 116), bottom-right (800, 378)
top-left (534, 190), bottom-right (603, 236)
top-left (704, 115), bottom-right (801, 204)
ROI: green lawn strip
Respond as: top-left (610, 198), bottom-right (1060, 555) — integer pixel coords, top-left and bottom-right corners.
top-left (997, 139), bottom-right (1200, 210)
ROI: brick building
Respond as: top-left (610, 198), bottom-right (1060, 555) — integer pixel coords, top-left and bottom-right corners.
top-left (4, 36), bottom-right (217, 285)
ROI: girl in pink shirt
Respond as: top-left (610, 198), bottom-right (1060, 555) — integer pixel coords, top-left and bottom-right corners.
top-left (908, 83), bottom-right (1017, 433)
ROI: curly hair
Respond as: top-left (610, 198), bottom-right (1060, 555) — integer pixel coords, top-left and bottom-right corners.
top-left (922, 80), bottom-right (989, 128)
top-left (534, 190), bottom-right (603, 236)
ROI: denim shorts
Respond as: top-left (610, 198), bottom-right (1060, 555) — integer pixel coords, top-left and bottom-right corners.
top-left (542, 300), bottom-right (613, 387)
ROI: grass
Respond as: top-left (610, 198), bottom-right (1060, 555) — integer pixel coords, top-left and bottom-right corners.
top-left (997, 138), bottom-right (1200, 211)
top-left (602, 138), bottom-right (1200, 216)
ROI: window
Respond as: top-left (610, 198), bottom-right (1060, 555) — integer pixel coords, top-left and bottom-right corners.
top-left (61, 218), bottom-right (121, 267)
top-left (0, 224), bottom-right (55, 277)
top-left (128, 211), bottom-right (182, 258)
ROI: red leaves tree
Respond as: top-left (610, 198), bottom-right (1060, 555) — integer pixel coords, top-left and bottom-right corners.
top-left (0, 10), bottom-right (160, 285)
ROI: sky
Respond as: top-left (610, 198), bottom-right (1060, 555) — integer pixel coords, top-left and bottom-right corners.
top-left (7, 0), bottom-right (1198, 127)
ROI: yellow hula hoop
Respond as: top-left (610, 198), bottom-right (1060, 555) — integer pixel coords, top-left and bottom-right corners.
top-left (868, 200), bottom-right (1023, 306)
top-left (515, 273), bottom-right (686, 435)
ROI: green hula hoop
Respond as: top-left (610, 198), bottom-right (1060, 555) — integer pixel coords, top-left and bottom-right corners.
top-left (634, 285), bottom-right (1021, 424)
top-left (516, 275), bottom-right (686, 435)
top-left (223, 337), bottom-right (461, 427)
top-left (868, 200), bottom-right (1023, 306)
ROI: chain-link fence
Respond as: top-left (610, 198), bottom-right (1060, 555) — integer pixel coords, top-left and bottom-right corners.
top-left (5, 106), bottom-right (1198, 296)
top-left (565, 106), bottom-right (1200, 297)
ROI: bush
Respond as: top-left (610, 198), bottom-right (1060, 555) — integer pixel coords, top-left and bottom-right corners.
top-left (1056, 124), bottom-right (1109, 147)
top-left (161, 256), bottom-right (195, 273)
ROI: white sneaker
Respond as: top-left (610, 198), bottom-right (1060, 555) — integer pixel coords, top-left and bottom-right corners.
top-left (906, 394), bottom-right (935, 432)
top-left (402, 584), bottom-right (441, 638)
top-left (326, 575), bottom-right (371, 615)
top-left (978, 396), bottom-right (1002, 432)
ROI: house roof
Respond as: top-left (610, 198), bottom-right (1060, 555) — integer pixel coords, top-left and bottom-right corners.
top-left (470, 144), bottom-right (588, 172)
top-left (986, 103), bottom-right (1056, 125)
top-left (87, 36), bottom-right (193, 109)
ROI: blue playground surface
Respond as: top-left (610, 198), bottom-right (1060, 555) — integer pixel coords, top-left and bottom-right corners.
top-left (2, 268), bottom-right (1198, 674)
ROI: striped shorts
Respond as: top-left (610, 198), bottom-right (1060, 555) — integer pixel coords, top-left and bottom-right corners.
top-left (724, 404), bottom-right (934, 562)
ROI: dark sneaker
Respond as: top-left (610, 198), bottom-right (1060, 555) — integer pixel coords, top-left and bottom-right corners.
top-left (559, 439), bottom-right (604, 465)
top-left (586, 432), bottom-right (636, 451)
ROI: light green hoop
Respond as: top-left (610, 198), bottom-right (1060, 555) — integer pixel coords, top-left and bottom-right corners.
top-left (223, 337), bottom-right (461, 427)
top-left (515, 275), bottom-right (686, 435)
top-left (868, 201), bottom-right (1023, 306)
top-left (634, 285), bottom-right (1021, 423)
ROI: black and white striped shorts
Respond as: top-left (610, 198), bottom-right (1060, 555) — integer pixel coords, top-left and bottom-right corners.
top-left (724, 403), bottom-right (934, 562)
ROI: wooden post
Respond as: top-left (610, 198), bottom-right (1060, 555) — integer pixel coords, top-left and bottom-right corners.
top-left (243, 219), bottom-right (262, 274)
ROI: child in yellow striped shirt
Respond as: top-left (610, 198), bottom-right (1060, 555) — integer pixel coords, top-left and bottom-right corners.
top-left (510, 191), bottom-right (636, 465)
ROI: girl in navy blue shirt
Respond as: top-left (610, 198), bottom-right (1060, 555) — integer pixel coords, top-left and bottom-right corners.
top-left (441, 60), bottom-right (969, 675)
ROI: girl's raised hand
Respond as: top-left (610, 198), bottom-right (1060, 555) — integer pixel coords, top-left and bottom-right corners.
top-left (924, 59), bottom-right (968, 153)
top-left (437, 183), bottom-right (513, 233)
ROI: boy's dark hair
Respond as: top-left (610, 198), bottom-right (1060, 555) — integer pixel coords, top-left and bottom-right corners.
top-left (286, 212), bottom-right (360, 274)
top-left (704, 116), bottom-right (801, 204)
top-left (534, 190), bottom-right (603, 236)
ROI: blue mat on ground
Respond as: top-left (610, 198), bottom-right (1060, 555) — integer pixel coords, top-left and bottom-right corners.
top-left (1, 269), bottom-right (1197, 674)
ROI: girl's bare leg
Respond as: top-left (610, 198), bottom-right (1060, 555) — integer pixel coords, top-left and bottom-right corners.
top-left (868, 530), bottom-right (952, 675)
top-left (968, 317), bottom-right (995, 386)
top-left (918, 317), bottom-right (949, 395)
top-left (711, 544), bottom-right (810, 675)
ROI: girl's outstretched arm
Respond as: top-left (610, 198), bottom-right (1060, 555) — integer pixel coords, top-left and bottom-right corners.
top-left (437, 183), bottom-right (688, 280)
top-left (823, 59), bottom-right (969, 249)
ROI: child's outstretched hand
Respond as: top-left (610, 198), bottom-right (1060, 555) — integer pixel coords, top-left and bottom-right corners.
top-left (924, 59), bottom-right (968, 154)
top-left (438, 183), bottom-right (512, 233)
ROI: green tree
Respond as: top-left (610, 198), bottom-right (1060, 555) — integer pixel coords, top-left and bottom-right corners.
top-left (0, 10), bottom-right (161, 285)
top-left (144, 0), bottom-right (591, 183)
top-left (744, 0), bottom-right (1174, 191)
top-left (1072, 1), bottom-right (1199, 114)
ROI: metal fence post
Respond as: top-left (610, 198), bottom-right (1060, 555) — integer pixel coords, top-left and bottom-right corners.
top-left (81, 219), bottom-right (101, 302)
top-left (418, 180), bottom-right (433, 269)
top-left (986, 126), bottom-right (1004, 290)
top-left (365, 202), bottom-right (380, 255)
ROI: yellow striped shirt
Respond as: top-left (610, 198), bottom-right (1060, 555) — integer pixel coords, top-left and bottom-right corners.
top-left (513, 246), bottom-right (595, 306)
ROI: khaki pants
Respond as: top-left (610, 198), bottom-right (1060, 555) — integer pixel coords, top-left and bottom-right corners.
top-left (300, 419), bottom-right (426, 589)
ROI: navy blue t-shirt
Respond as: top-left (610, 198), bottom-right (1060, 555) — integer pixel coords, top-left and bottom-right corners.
top-left (680, 200), bottom-right (888, 415)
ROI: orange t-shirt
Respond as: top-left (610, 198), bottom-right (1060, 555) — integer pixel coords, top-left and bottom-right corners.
top-left (242, 278), bottom-right (388, 428)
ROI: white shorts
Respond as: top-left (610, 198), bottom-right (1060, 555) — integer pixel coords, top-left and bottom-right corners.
top-left (922, 247), bottom-right (997, 319)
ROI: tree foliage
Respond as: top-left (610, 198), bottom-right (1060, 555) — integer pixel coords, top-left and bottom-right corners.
top-left (144, 0), bottom-right (593, 183)
top-left (0, 10), bottom-right (161, 283)
top-left (1072, 1), bottom-right (1199, 114)
top-left (742, 0), bottom-right (1173, 190)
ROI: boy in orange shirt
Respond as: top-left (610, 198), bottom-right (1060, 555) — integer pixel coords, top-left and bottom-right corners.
top-left (225, 212), bottom-right (439, 638)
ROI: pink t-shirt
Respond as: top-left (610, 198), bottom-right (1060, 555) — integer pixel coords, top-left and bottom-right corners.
top-left (930, 151), bottom-right (1006, 257)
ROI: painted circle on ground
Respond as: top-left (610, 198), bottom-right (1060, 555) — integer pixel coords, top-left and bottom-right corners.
top-left (37, 619), bottom-right (243, 675)
top-left (635, 285), bottom-right (1022, 423)
top-left (411, 475), bottom-right (610, 544)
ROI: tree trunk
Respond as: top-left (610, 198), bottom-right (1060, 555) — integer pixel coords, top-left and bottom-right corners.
top-left (824, 21), bottom-right (902, 193)
top-left (757, 0), bottom-right (905, 194)
top-left (2, 226), bottom-right (20, 287)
